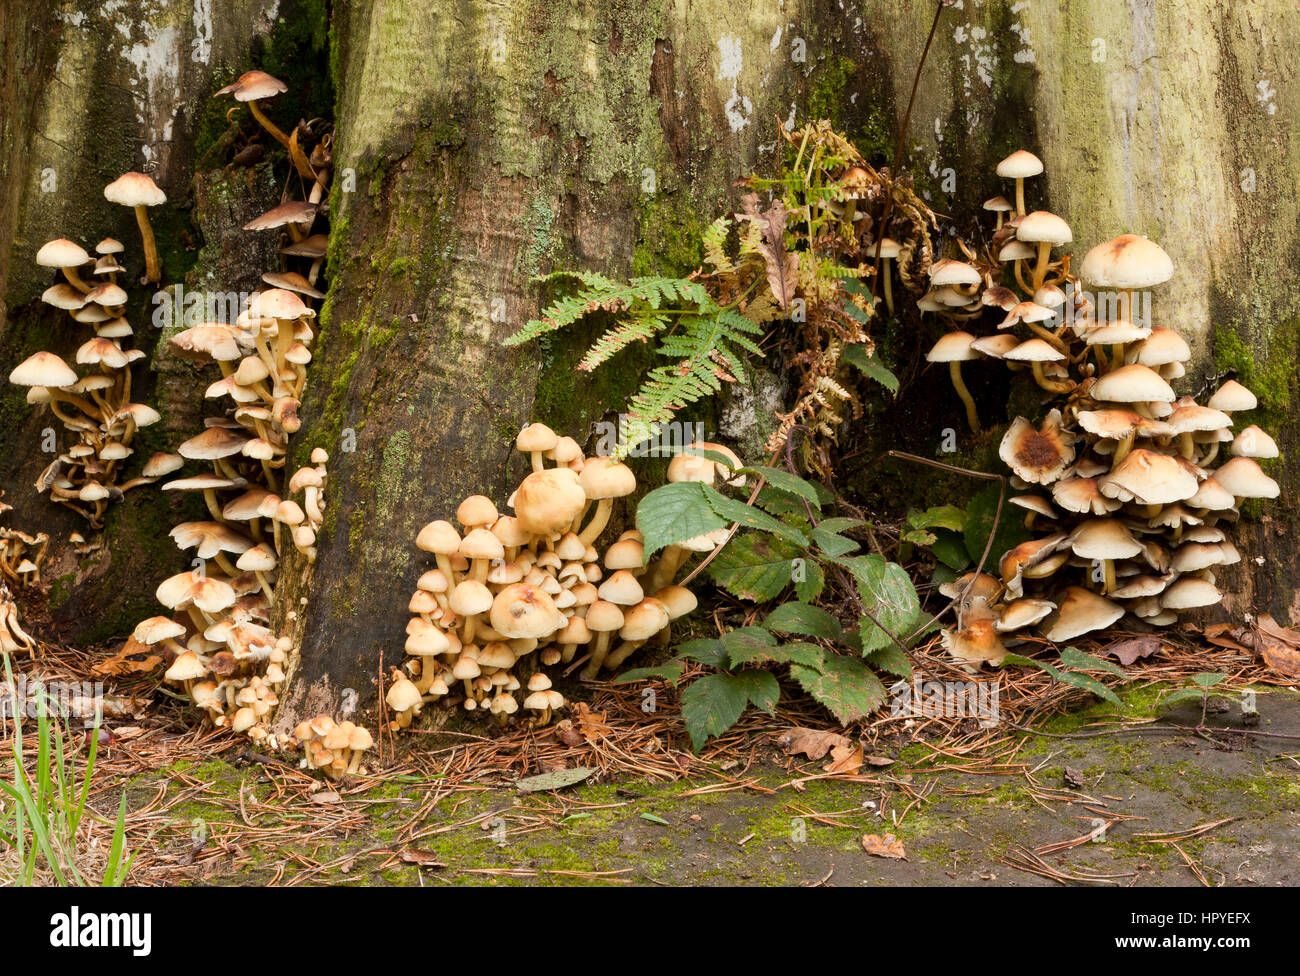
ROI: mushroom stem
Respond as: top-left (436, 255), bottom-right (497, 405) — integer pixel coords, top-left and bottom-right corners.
top-left (1013, 259), bottom-right (1032, 294)
top-left (132, 205), bottom-right (162, 284)
top-left (577, 498), bottom-right (614, 546)
top-left (1031, 241), bottom-right (1052, 291)
top-left (247, 99), bottom-right (291, 149)
top-left (202, 489), bottom-right (225, 523)
top-left (603, 639), bottom-right (647, 670)
top-left (1101, 559), bottom-right (1116, 594)
top-left (255, 569), bottom-right (275, 605)
top-left (1014, 178), bottom-right (1026, 218)
top-left (212, 551), bottom-right (239, 577)
top-left (1113, 431), bottom-right (1136, 466)
top-left (1177, 431), bottom-right (1196, 461)
top-left (948, 361), bottom-right (980, 433)
top-left (1028, 360), bottom-right (1073, 395)
top-left (1199, 442), bottom-right (1221, 467)
top-left (882, 261), bottom-right (894, 316)
top-left (580, 631), bottom-right (614, 680)
top-left (644, 545), bottom-right (689, 594)
top-left (529, 451), bottom-right (546, 473)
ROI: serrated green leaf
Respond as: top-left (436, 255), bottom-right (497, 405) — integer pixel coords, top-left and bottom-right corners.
top-left (816, 517), bottom-right (867, 534)
top-left (900, 527), bottom-right (937, 547)
top-left (834, 555), bottom-right (920, 652)
top-left (636, 482), bottom-right (728, 558)
top-left (613, 661), bottom-right (686, 685)
top-left (999, 652), bottom-right (1061, 680)
top-left (1060, 646), bottom-right (1127, 679)
top-left (1158, 688), bottom-right (1211, 709)
top-left (739, 466), bottom-right (822, 506)
top-left (726, 639), bottom-right (825, 669)
top-left (908, 504), bottom-right (967, 533)
top-left (708, 533), bottom-right (803, 602)
top-left (794, 558), bottom-right (825, 602)
top-left (673, 638), bottom-right (728, 668)
top-left (930, 529), bottom-right (971, 571)
top-left (789, 655), bottom-right (886, 726)
top-left (843, 344), bottom-right (899, 394)
top-left (718, 626), bottom-right (777, 665)
top-left (812, 526), bottom-right (860, 557)
top-left (517, 767), bottom-right (596, 792)
top-left (1059, 671), bottom-right (1124, 707)
top-left (680, 671), bottom-right (780, 751)
top-left (763, 602), bottom-right (842, 641)
top-left (1192, 672), bottom-right (1227, 688)
top-left (703, 486), bottom-right (809, 546)
top-left (865, 643), bottom-right (913, 679)
top-left (963, 483), bottom-right (1030, 567)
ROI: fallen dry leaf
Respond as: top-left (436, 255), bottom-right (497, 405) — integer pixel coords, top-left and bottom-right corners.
top-left (865, 755), bottom-right (895, 767)
top-left (1203, 623), bottom-right (1254, 654)
top-left (861, 833), bottom-right (907, 860)
top-left (92, 642), bottom-right (163, 676)
top-left (1260, 640), bottom-right (1300, 680)
top-left (576, 702), bottom-right (612, 744)
top-left (776, 727), bottom-right (851, 761)
top-left (1104, 635), bottom-right (1164, 667)
top-left (824, 744), bottom-right (864, 775)
top-left (310, 791), bottom-right (341, 804)
top-left (1257, 614), bottom-right (1300, 648)
top-left (400, 847), bottom-right (447, 868)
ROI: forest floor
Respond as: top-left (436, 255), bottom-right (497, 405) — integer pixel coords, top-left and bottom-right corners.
top-left (67, 674), bottom-right (1299, 887)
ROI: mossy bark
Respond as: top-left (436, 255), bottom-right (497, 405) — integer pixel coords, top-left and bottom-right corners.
top-left (0, 2), bottom-right (1297, 697)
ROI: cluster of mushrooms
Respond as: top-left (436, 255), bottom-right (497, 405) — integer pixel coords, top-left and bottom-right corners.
top-left (925, 151), bottom-right (1278, 666)
top-left (387, 423), bottom-right (724, 730)
top-left (8, 184), bottom-right (172, 526)
top-left (0, 493), bottom-right (47, 590)
top-left (137, 293), bottom-right (329, 741)
top-left (0, 581), bottom-right (34, 656)
top-left (292, 714), bottom-right (374, 779)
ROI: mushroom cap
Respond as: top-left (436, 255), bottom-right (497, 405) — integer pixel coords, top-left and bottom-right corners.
top-left (76, 337), bottom-right (129, 369)
top-left (969, 333), bottom-right (1020, 358)
top-left (41, 283), bottom-right (87, 310)
top-left (8, 351), bottom-right (77, 387)
top-left (244, 201), bottom-right (318, 233)
top-left (994, 598), bottom-right (1056, 632)
top-left (999, 411), bottom-right (1076, 485)
top-left (1016, 211), bottom-right (1072, 246)
top-left (516, 422), bottom-right (558, 454)
top-left (1206, 379), bottom-right (1257, 413)
top-left (85, 282), bottom-right (127, 307)
top-left (1008, 494), bottom-right (1056, 519)
top-left (1131, 327), bottom-right (1190, 366)
top-left (998, 240), bottom-right (1036, 261)
top-left (999, 301), bottom-right (1054, 329)
top-left (620, 598), bottom-right (670, 640)
top-left (1160, 577), bottom-right (1222, 610)
top-left (926, 331), bottom-right (977, 363)
top-left (165, 651), bottom-right (207, 682)
top-left (872, 237), bottom-right (901, 259)
top-left (929, 259), bottom-right (982, 288)
top-left (281, 234), bottom-right (329, 258)
top-left (386, 676), bottom-right (423, 712)
top-left (416, 519), bottom-right (461, 554)
top-left (584, 599), bottom-right (625, 632)
top-left (1231, 425), bottom-right (1279, 459)
top-left (488, 582), bottom-right (563, 639)
top-left (513, 468), bottom-right (587, 536)
top-left (1079, 234), bottom-right (1173, 289)
top-left (1069, 518), bottom-right (1142, 560)
top-left (1006, 338), bottom-right (1065, 362)
top-left (406, 618), bottom-right (452, 655)
top-left (1099, 449), bottom-right (1199, 505)
top-left (170, 521), bottom-right (254, 559)
top-left (1166, 404), bottom-right (1232, 435)
top-left (36, 238), bottom-right (91, 268)
top-left (579, 456), bottom-right (637, 500)
top-left (1041, 587), bottom-right (1125, 641)
top-left (162, 474), bottom-right (245, 493)
top-left (171, 323), bottom-right (245, 362)
top-left (459, 527), bottom-right (505, 562)
top-left (103, 172), bottom-right (166, 208)
top-left (996, 149), bottom-right (1044, 179)
top-left (450, 579), bottom-right (494, 616)
top-left (261, 270), bottom-right (325, 300)
top-left (1091, 364), bottom-right (1175, 403)
top-left (252, 287), bottom-right (311, 320)
top-left (940, 619), bottom-right (1008, 665)
top-left (597, 569), bottom-right (644, 606)
top-left (456, 495), bottom-right (499, 528)
top-left (178, 426), bottom-right (249, 460)
top-left (982, 195), bottom-right (1013, 213)
top-left (1084, 321), bottom-right (1150, 346)
top-left (133, 615), bottom-right (186, 644)
top-left (215, 69), bottom-right (288, 101)
top-left (1211, 456), bottom-right (1279, 499)
top-left (236, 543), bottom-right (278, 572)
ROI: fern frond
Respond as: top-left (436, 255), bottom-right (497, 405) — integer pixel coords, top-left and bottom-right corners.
top-left (578, 315), bottom-right (666, 371)
top-left (702, 217), bottom-right (735, 275)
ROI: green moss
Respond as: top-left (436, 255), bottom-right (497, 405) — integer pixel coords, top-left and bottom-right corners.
top-left (1211, 323), bottom-right (1296, 415)
top-left (517, 193), bottom-right (559, 279)
top-left (630, 192), bottom-right (704, 278)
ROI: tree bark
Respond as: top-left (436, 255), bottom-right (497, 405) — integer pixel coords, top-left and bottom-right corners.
top-left (0, 2), bottom-right (1296, 720)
